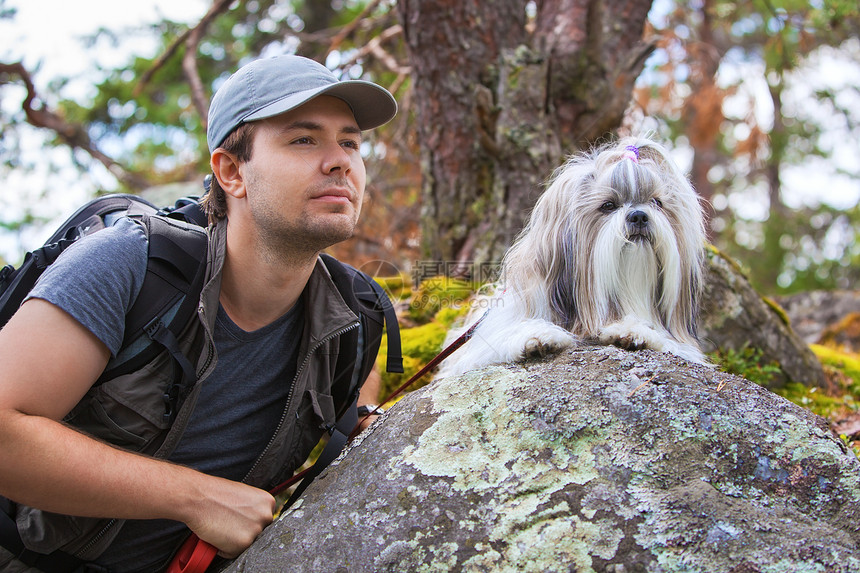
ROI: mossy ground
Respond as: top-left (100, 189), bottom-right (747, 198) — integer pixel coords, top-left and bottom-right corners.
top-left (374, 276), bottom-right (478, 401)
top-left (711, 333), bottom-right (860, 459)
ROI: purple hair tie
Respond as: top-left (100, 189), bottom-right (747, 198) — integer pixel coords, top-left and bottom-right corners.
top-left (623, 145), bottom-right (640, 163)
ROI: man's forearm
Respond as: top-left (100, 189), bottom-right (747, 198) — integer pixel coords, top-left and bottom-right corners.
top-left (1, 409), bottom-right (199, 519)
top-left (357, 366), bottom-right (382, 408)
top-left (0, 409), bottom-right (275, 557)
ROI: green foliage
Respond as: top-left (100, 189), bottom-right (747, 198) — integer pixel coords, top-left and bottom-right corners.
top-left (406, 277), bottom-right (478, 324)
top-left (709, 345), bottom-right (782, 387)
top-left (0, 1), bottom-right (14, 22)
top-left (375, 275), bottom-right (482, 403)
top-left (646, 0), bottom-right (860, 295)
top-left (838, 433), bottom-right (860, 461)
top-left (0, 211), bottom-right (41, 233)
top-left (811, 344), bottom-right (860, 393)
top-left (434, 305), bottom-right (471, 330)
top-left (777, 381), bottom-right (857, 421)
top-left (725, 203), bottom-right (860, 295)
top-left (374, 274), bottom-right (412, 305)
top-left (376, 322), bottom-right (447, 400)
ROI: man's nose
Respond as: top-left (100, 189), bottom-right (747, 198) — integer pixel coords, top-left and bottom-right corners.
top-left (321, 142), bottom-right (352, 175)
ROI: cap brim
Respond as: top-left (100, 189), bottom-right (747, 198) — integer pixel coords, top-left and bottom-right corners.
top-left (244, 80), bottom-right (397, 131)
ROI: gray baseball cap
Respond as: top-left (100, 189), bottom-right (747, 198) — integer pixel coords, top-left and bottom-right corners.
top-left (207, 55), bottom-right (397, 153)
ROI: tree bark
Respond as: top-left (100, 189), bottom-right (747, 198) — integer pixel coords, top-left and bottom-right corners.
top-left (398, 0), bottom-right (654, 272)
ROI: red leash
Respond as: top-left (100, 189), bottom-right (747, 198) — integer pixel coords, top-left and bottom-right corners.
top-left (165, 312), bottom-right (486, 573)
top-left (357, 311), bottom-right (487, 417)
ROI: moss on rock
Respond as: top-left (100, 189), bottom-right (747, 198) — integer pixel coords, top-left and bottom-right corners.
top-left (227, 347), bottom-right (860, 572)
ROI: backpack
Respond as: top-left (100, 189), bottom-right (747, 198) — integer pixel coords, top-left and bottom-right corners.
top-left (0, 193), bottom-right (404, 571)
top-left (0, 192), bottom-right (403, 432)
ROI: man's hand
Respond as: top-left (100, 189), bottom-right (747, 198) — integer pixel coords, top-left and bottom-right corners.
top-left (182, 477), bottom-right (276, 558)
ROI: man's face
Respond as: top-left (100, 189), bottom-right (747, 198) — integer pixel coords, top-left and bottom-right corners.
top-left (238, 95), bottom-right (367, 254)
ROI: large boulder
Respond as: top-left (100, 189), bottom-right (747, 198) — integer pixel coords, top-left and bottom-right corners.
top-left (225, 346), bottom-right (860, 573)
top-left (698, 247), bottom-right (827, 389)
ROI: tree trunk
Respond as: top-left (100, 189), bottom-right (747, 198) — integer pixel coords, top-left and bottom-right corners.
top-left (398, 0), bottom-right (655, 274)
top-left (684, 0), bottom-right (723, 243)
top-left (760, 76), bottom-right (789, 291)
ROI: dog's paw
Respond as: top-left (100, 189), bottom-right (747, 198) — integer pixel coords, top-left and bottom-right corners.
top-left (598, 318), bottom-right (664, 352)
top-left (597, 317), bottom-right (711, 365)
top-left (520, 323), bottom-right (575, 359)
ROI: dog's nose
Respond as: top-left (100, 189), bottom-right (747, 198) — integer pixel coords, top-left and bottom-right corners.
top-left (626, 210), bottom-right (649, 227)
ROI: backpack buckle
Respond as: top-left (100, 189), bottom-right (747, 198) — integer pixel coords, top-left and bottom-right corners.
top-left (163, 384), bottom-right (180, 424)
top-left (0, 264), bottom-right (13, 294)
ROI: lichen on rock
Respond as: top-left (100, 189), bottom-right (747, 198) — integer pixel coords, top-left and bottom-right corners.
top-left (225, 346), bottom-right (860, 573)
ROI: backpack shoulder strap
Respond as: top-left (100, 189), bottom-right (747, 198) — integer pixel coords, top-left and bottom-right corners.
top-left (99, 214), bottom-right (208, 422)
top-left (352, 270), bottom-right (404, 375)
top-left (282, 393), bottom-right (358, 509)
top-left (320, 254), bottom-right (403, 410)
top-left (123, 214), bottom-right (208, 343)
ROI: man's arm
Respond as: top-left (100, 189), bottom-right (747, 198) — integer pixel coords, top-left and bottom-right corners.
top-left (356, 366), bottom-right (383, 432)
top-left (357, 366), bottom-right (382, 409)
top-left (0, 299), bottom-right (275, 558)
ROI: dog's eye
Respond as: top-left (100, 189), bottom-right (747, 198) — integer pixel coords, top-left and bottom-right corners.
top-left (653, 197), bottom-right (664, 209)
top-left (600, 201), bottom-right (617, 213)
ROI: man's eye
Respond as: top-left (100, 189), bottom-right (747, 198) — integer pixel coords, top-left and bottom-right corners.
top-left (341, 140), bottom-right (360, 150)
top-left (292, 137), bottom-right (313, 145)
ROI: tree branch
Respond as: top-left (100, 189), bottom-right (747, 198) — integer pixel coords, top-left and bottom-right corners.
top-left (134, 0), bottom-right (234, 112)
top-left (0, 61), bottom-right (150, 190)
top-left (182, 21), bottom-right (210, 127)
top-left (339, 25), bottom-right (409, 75)
top-left (327, 0), bottom-right (384, 53)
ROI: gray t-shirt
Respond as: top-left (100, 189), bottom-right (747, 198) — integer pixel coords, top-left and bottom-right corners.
top-left (28, 217), bottom-right (304, 572)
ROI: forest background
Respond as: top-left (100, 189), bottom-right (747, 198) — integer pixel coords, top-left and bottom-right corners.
top-left (1, 0), bottom-right (858, 291)
top-left (1, 0), bottom-right (859, 416)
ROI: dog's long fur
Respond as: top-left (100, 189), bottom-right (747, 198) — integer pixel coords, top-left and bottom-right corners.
top-left (438, 136), bottom-right (708, 377)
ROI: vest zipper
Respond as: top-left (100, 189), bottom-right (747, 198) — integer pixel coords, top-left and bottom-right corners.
top-left (73, 518), bottom-right (116, 559)
top-left (197, 339), bottom-right (215, 380)
top-left (242, 321), bottom-right (359, 484)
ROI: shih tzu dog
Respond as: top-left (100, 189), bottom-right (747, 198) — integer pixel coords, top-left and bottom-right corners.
top-left (438, 136), bottom-right (708, 377)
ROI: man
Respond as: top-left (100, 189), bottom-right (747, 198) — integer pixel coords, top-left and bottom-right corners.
top-left (0, 55), bottom-right (397, 572)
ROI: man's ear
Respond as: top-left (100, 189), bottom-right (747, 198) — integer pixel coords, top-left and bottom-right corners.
top-left (211, 150), bottom-right (245, 198)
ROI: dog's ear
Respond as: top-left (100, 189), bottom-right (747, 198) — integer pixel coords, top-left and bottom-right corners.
top-left (678, 252), bottom-right (704, 342)
top-left (550, 239), bottom-right (577, 330)
top-left (506, 161), bottom-right (586, 328)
